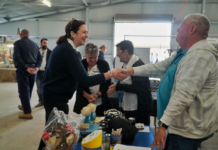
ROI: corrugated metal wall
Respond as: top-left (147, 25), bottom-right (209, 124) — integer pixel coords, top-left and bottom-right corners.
top-left (0, 2), bottom-right (218, 68)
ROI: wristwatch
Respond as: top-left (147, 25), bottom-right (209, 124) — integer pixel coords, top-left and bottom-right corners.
top-left (158, 120), bottom-right (168, 129)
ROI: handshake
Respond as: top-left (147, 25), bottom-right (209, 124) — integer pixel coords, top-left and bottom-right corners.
top-left (108, 68), bottom-right (130, 81)
top-left (107, 68), bottom-right (133, 95)
top-left (85, 68), bottom-right (133, 103)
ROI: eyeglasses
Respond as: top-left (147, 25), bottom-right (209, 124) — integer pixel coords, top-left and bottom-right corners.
top-left (70, 18), bottom-right (78, 31)
top-left (88, 47), bottom-right (98, 52)
top-left (117, 50), bottom-right (123, 54)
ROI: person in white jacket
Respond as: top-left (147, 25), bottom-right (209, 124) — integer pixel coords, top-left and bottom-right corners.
top-left (119, 13), bottom-right (218, 150)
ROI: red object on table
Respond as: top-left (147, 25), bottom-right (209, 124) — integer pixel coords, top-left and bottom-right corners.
top-left (42, 132), bottom-right (50, 141)
top-left (66, 125), bottom-right (74, 134)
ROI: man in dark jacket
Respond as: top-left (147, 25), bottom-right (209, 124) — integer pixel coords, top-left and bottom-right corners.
top-left (13, 29), bottom-right (42, 119)
top-left (98, 45), bottom-right (106, 60)
top-left (35, 38), bottom-right (52, 107)
top-left (107, 40), bottom-right (152, 125)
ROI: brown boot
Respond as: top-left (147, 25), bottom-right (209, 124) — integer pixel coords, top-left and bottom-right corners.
top-left (19, 113), bottom-right (33, 119)
top-left (18, 105), bottom-right (23, 110)
top-left (35, 101), bottom-right (43, 107)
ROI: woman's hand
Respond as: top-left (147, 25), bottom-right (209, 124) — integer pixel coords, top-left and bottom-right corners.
top-left (91, 94), bottom-right (98, 101)
top-left (107, 83), bottom-right (117, 95)
top-left (111, 69), bottom-right (122, 80)
top-left (86, 94), bottom-right (98, 103)
top-left (86, 94), bottom-right (95, 103)
top-left (112, 69), bottom-right (130, 81)
top-left (83, 91), bottom-right (97, 103)
top-left (104, 68), bottom-right (131, 81)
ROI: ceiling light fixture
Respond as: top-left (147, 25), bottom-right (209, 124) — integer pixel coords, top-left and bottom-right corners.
top-left (42, 0), bottom-right (51, 7)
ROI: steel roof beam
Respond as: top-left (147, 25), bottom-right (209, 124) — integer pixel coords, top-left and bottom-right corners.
top-left (9, 11), bottom-right (58, 21)
top-left (82, 0), bottom-right (88, 6)
top-left (2, 0), bottom-right (218, 24)
top-left (4, 1), bottom-right (80, 7)
top-left (0, 0), bottom-right (7, 10)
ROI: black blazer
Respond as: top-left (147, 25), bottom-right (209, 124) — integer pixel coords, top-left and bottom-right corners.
top-left (116, 59), bottom-right (152, 111)
top-left (41, 48), bottom-right (52, 70)
top-left (73, 59), bottom-right (111, 114)
top-left (42, 42), bottom-right (105, 103)
top-left (46, 48), bottom-right (52, 63)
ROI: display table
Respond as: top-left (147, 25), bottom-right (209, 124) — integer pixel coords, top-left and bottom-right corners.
top-left (75, 126), bottom-right (156, 150)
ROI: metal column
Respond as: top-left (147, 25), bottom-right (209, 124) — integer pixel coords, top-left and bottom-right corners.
top-left (86, 7), bottom-right (89, 44)
top-left (201, 0), bottom-right (206, 15)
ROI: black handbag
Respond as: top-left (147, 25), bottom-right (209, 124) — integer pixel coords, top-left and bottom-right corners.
top-left (106, 117), bottom-right (138, 145)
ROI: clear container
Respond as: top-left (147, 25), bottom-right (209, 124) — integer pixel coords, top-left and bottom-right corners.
top-left (101, 131), bottom-right (106, 150)
top-left (105, 134), bottom-right (111, 150)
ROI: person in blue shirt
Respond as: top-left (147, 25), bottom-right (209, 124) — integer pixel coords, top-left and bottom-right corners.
top-left (118, 13), bottom-right (218, 150)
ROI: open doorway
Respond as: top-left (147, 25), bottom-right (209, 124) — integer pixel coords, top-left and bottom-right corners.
top-left (114, 22), bottom-right (172, 64)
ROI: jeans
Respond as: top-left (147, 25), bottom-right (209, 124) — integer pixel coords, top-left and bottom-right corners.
top-left (16, 66), bottom-right (36, 114)
top-left (38, 100), bottom-right (69, 150)
top-left (36, 71), bottom-right (44, 103)
top-left (164, 134), bottom-right (207, 150)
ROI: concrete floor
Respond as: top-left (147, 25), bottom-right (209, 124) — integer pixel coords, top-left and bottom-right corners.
top-left (0, 83), bottom-right (218, 150)
top-left (0, 83), bottom-right (77, 150)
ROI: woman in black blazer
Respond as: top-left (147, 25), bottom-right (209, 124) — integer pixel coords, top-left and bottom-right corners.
top-left (38, 19), bottom-right (120, 150)
top-left (74, 43), bottom-right (111, 116)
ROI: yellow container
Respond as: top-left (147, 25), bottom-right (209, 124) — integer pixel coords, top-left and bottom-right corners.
top-left (82, 130), bottom-right (102, 149)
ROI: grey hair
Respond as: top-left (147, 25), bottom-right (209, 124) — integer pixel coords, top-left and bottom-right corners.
top-left (185, 13), bottom-right (210, 39)
top-left (85, 43), bottom-right (99, 56)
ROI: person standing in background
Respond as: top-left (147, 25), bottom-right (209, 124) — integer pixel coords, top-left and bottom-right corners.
top-left (35, 38), bottom-right (52, 107)
top-left (155, 53), bottom-right (159, 63)
top-left (13, 29), bottom-right (42, 119)
top-left (108, 40), bottom-right (152, 125)
top-left (98, 45), bottom-right (106, 60)
top-left (74, 43), bottom-right (111, 116)
top-left (150, 52), bottom-right (154, 64)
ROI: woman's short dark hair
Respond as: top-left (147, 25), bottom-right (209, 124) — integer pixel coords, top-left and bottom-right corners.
top-left (116, 40), bottom-right (134, 55)
top-left (56, 19), bottom-right (85, 45)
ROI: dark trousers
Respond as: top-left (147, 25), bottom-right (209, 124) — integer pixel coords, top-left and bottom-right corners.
top-left (16, 66), bottom-right (36, 114)
top-left (124, 110), bottom-right (137, 120)
top-left (124, 109), bottom-right (150, 126)
top-left (164, 134), bottom-right (207, 150)
top-left (36, 71), bottom-right (44, 104)
top-left (38, 100), bottom-right (69, 150)
top-left (96, 104), bottom-right (104, 117)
